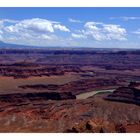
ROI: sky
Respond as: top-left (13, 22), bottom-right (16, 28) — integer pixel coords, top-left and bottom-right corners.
top-left (0, 7), bottom-right (140, 48)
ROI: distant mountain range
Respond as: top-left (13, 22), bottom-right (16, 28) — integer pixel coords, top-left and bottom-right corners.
top-left (0, 41), bottom-right (78, 50)
top-left (0, 41), bottom-right (139, 51)
top-left (0, 41), bottom-right (33, 49)
top-left (0, 41), bottom-right (95, 50)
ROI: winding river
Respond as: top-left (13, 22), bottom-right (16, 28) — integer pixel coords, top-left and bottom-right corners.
top-left (76, 89), bottom-right (115, 99)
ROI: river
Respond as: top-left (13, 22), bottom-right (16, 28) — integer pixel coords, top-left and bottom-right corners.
top-left (76, 89), bottom-right (115, 99)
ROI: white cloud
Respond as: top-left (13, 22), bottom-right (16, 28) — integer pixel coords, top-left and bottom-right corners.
top-left (15, 18), bottom-right (54, 33)
top-left (132, 29), bottom-right (140, 39)
top-left (3, 18), bottom-right (70, 34)
top-left (110, 16), bottom-right (140, 21)
top-left (5, 25), bottom-right (19, 33)
top-left (133, 29), bottom-right (140, 35)
top-left (1, 19), bottom-right (19, 23)
top-left (68, 18), bottom-right (82, 23)
top-left (71, 33), bottom-right (87, 39)
top-left (0, 21), bottom-right (4, 29)
top-left (0, 18), bottom-right (128, 47)
top-left (84, 22), bottom-right (101, 31)
top-left (39, 34), bottom-right (52, 40)
top-left (54, 24), bottom-right (70, 32)
top-left (0, 18), bottom-right (72, 46)
top-left (3, 18), bottom-right (54, 34)
top-left (121, 17), bottom-right (140, 20)
top-left (103, 24), bottom-right (125, 34)
top-left (0, 19), bottom-right (18, 29)
top-left (72, 21), bottom-right (127, 41)
top-left (103, 24), bottom-right (127, 40)
top-left (85, 21), bottom-right (103, 26)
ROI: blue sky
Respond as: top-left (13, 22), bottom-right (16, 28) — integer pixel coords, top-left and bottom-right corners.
top-left (0, 8), bottom-right (140, 48)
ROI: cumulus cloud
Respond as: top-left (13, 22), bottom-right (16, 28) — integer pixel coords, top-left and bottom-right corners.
top-left (2, 18), bottom-right (70, 34)
top-left (0, 19), bottom-right (18, 29)
top-left (0, 18), bottom-right (71, 46)
top-left (22, 18), bottom-right (55, 33)
top-left (71, 33), bottom-right (87, 39)
top-left (54, 24), bottom-right (70, 32)
top-left (5, 18), bottom-right (55, 33)
top-left (68, 18), bottom-right (82, 23)
top-left (84, 22), bottom-right (100, 31)
top-left (103, 24), bottom-right (127, 40)
top-left (0, 18), bottom-right (128, 47)
top-left (72, 21), bottom-right (127, 41)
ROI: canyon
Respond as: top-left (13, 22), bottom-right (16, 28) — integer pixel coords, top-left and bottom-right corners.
top-left (0, 48), bottom-right (140, 132)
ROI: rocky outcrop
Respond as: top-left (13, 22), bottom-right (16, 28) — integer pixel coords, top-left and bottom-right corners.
top-left (0, 91), bottom-right (76, 103)
top-left (19, 78), bottom-right (121, 95)
top-left (104, 83), bottom-right (140, 105)
top-left (0, 66), bottom-right (64, 78)
top-left (129, 82), bottom-right (140, 89)
top-left (60, 78), bottom-right (119, 95)
top-left (19, 84), bottom-right (60, 90)
top-left (0, 94), bottom-right (139, 132)
top-left (0, 63), bottom-right (85, 78)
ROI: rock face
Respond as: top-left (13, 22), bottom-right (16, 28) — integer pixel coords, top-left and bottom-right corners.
top-left (0, 91), bottom-right (76, 103)
top-left (0, 94), bottom-right (139, 132)
top-left (19, 78), bottom-right (120, 95)
top-left (129, 82), bottom-right (140, 90)
top-left (0, 62), bottom-right (84, 78)
top-left (0, 65), bottom-right (65, 78)
top-left (19, 84), bottom-right (60, 90)
top-left (104, 82), bottom-right (140, 105)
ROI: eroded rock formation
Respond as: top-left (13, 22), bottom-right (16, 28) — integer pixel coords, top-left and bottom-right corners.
top-left (104, 82), bottom-right (140, 105)
top-left (0, 91), bottom-right (76, 103)
top-left (0, 94), bottom-right (139, 132)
